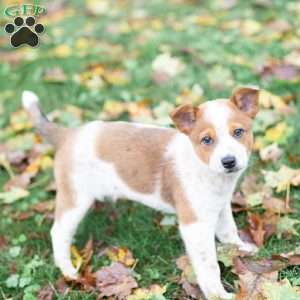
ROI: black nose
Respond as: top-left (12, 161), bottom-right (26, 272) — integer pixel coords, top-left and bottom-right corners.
top-left (221, 156), bottom-right (236, 169)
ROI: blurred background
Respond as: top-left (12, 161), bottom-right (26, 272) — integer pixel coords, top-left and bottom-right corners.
top-left (1, 0), bottom-right (300, 299)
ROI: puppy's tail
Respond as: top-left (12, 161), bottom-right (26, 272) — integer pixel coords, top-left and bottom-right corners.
top-left (22, 91), bottom-right (66, 148)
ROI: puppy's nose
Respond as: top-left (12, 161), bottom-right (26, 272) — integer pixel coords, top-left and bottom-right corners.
top-left (221, 156), bottom-right (236, 169)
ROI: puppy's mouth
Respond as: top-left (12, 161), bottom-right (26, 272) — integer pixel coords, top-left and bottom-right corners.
top-left (224, 167), bottom-right (242, 174)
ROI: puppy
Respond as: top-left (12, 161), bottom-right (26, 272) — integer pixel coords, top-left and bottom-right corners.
top-left (22, 87), bottom-right (259, 300)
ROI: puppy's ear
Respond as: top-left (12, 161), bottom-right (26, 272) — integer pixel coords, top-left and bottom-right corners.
top-left (170, 104), bottom-right (198, 134)
top-left (231, 86), bottom-right (259, 118)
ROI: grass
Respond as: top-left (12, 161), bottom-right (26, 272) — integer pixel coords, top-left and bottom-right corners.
top-left (1, 0), bottom-right (300, 299)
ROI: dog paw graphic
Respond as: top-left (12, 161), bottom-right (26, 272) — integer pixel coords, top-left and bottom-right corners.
top-left (4, 16), bottom-right (44, 48)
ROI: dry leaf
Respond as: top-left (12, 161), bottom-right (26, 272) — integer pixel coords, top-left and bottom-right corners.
top-left (176, 255), bottom-right (201, 299)
top-left (152, 53), bottom-right (185, 84)
top-left (37, 286), bottom-right (54, 300)
top-left (259, 143), bottom-right (283, 162)
top-left (95, 262), bottom-right (138, 299)
top-left (106, 246), bottom-right (135, 267)
top-left (127, 284), bottom-right (167, 300)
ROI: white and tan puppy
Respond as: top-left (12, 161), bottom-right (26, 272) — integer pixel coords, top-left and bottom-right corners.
top-left (22, 87), bottom-right (259, 300)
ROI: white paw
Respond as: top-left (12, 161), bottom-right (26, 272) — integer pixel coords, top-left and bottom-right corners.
top-left (55, 259), bottom-right (79, 280)
top-left (62, 267), bottom-right (79, 280)
top-left (238, 242), bottom-right (258, 254)
top-left (219, 291), bottom-right (234, 299)
top-left (208, 290), bottom-right (234, 300)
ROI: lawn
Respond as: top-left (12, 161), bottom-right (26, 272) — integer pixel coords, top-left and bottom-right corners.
top-left (1, 0), bottom-right (300, 299)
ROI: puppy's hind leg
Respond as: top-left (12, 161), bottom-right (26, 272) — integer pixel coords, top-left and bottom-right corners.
top-left (51, 190), bottom-right (94, 279)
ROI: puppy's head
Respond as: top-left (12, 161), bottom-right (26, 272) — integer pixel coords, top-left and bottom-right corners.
top-left (170, 86), bottom-right (259, 174)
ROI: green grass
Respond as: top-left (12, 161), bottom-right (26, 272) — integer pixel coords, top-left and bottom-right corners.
top-left (1, 0), bottom-right (300, 299)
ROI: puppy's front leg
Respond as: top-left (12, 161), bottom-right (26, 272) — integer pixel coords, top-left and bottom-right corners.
top-left (216, 203), bottom-right (258, 253)
top-left (179, 220), bottom-right (233, 300)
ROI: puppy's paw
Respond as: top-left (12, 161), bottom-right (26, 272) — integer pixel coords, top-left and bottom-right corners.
top-left (209, 291), bottom-right (234, 300)
top-left (238, 242), bottom-right (258, 254)
top-left (61, 265), bottom-right (79, 280)
top-left (63, 270), bottom-right (79, 281)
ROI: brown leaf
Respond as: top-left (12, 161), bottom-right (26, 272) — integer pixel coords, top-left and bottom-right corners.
top-left (176, 255), bottom-right (201, 298)
top-left (43, 67), bottom-right (67, 83)
top-left (81, 239), bottom-right (94, 270)
top-left (0, 236), bottom-right (8, 250)
top-left (258, 59), bottom-right (300, 81)
top-left (55, 277), bottom-right (71, 295)
top-left (238, 230), bottom-right (254, 246)
top-left (247, 213), bottom-right (278, 246)
top-left (74, 266), bottom-right (96, 292)
top-left (4, 172), bottom-right (33, 191)
top-left (267, 19), bottom-right (291, 33)
top-left (32, 200), bottom-right (55, 213)
top-left (12, 211), bottom-right (34, 221)
top-left (236, 257), bottom-right (287, 275)
top-left (95, 262), bottom-right (138, 299)
top-left (262, 197), bottom-right (293, 214)
top-left (234, 256), bottom-right (287, 300)
top-left (37, 286), bottom-right (54, 300)
top-left (272, 254), bottom-right (300, 266)
top-left (248, 214), bottom-right (266, 247)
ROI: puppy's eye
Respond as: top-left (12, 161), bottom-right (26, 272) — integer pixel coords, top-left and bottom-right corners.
top-left (233, 128), bottom-right (245, 138)
top-left (201, 135), bottom-right (214, 145)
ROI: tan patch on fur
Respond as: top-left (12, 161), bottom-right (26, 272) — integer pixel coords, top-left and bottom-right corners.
top-left (189, 107), bottom-right (216, 165)
top-left (53, 129), bottom-right (78, 219)
top-left (97, 123), bottom-right (176, 194)
top-left (227, 102), bottom-right (254, 152)
top-left (161, 159), bottom-right (197, 224)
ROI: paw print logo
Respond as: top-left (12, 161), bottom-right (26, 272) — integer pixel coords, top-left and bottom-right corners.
top-left (4, 16), bottom-right (44, 48)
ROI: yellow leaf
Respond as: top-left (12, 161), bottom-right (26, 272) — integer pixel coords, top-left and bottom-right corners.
top-left (265, 122), bottom-right (287, 143)
top-left (101, 100), bottom-right (127, 119)
top-left (150, 19), bottom-right (163, 30)
top-left (127, 285), bottom-right (167, 300)
top-left (106, 246), bottom-right (135, 267)
top-left (40, 156), bottom-right (53, 170)
top-left (75, 38), bottom-right (89, 50)
top-left (240, 19), bottom-right (262, 36)
top-left (53, 44), bottom-right (72, 58)
top-left (193, 15), bottom-right (217, 26)
top-left (259, 90), bottom-right (288, 111)
top-left (71, 245), bottom-right (83, 271)
top-left (103, 69), bottom-right (129, 85)
top-left (10, 110), bottom-right (32, 132)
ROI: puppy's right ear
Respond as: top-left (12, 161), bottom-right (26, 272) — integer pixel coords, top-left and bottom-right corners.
top-left (170, 104), bottom-right (198, 134)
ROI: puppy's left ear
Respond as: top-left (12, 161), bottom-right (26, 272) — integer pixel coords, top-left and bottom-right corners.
top-left (170, 104), bottom-right (198, 134)
top-left (231, 86), bottom-right (259, 118)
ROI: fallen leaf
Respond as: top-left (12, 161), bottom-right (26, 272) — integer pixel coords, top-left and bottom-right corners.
top-left (95, 262), bottom-right (138, 299)
top-left (4, 172), bottom-right (34, 192)
top-left (37, 285), bottom-right (54, 300)
top-left (248, 213), bottom-right (266, 247)
top-left (43, 67), bottom-right (67, 83)
top-left (0, 187), bottom-right (29, 204)
top-left (53, 44), bottom-right (72, 58)
top-left (217, 244), bottom-right (240, 267)
top-left (277, 216), bottom-right (300, 239)
top-left (262, 278), bottom-right (300, 300)
top-left (234, 256), bottom-right (289, 300)
top-left (263, 165), bottom-right (300, 192)
top-left (247, 213), bottom-right (278, 246)
top-left (176, 255), bottom-right (201, 299)
top-left (106, 246), bottom-right (135, 267)
top-left (259, 143), bottom-right (283, 162)
top-left (127, 284), bottom-right (167, 300)
top-left (262, 197), bottom-right (293, 214)
top-left (152, 53), bottom-right (185, 84)
top-left (32, 200), bottom-right (55, 213)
